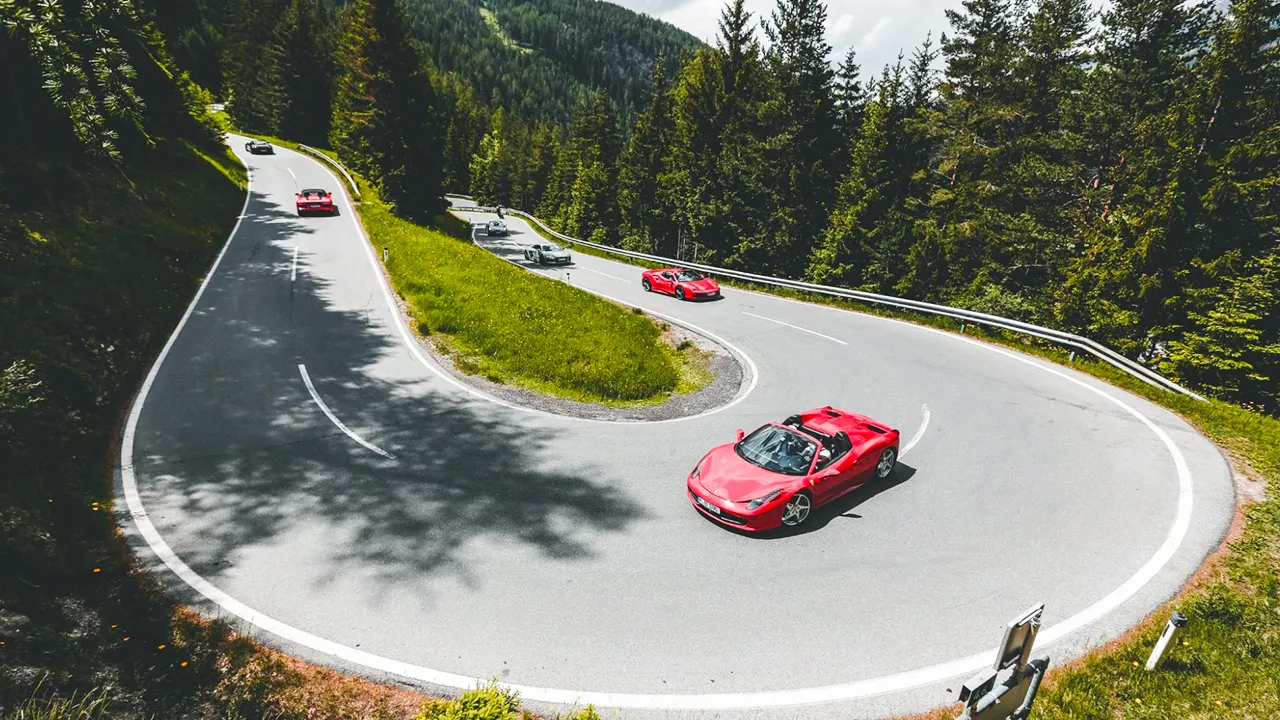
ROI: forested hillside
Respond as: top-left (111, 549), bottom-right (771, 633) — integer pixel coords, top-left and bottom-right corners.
top-left (479, 0), bottom-right (1279, 414)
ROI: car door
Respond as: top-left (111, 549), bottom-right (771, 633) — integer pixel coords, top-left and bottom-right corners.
top-left (811, 451), bottom-right (856, 503)
top-left (658, 271), bottom-right (676, 294)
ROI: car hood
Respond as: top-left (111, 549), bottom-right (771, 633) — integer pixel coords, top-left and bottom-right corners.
top-left (694, 444), bottom-right (795, 502)
top-left (544, 250), bottom-right (570, 257)
top-left (681, 278), bottom-right (719, 292)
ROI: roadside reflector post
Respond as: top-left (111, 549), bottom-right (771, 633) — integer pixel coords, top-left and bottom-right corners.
top-left (1069, 350), bottom-right (1076, 362)
top-left (383, 248), bottom-right (388, 263)
top-left (956, 603), bottom-right (1048, 720)
top-left (1145, 612), bottom-right (1188, 671)
top-left (961, 322), bottom-right (967, 333)
top-left (565, 272), bottom-right (570, 284)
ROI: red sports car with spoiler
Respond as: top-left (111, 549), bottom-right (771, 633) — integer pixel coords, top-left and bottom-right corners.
top-left (687, 406), bottom-right (900, 531)
top-left (296, 188), bottom-right (335, 216)
top-left (641, 268), bottom-right (720, 300)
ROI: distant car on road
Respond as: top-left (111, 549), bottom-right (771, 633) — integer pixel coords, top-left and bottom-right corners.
top-left (485, 220), bottom-right (507, 236)
top-left (245, 139), bottom-right (274, 155)
top-left (296, 188), bottom-right (335, 216)
top-left (687, 406), bottom-right (901, 531)
top-left (525, 242), bottom-right (572, 265)
top-left (641, 267), bottom-right (720, 300)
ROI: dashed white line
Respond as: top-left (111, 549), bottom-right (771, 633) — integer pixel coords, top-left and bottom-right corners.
top-left (572, 265), bottom-right (625, 281)
top-left (298, 364), bottom-right (394, 458)
top-left (291, 244), bottom-right (299, 282)
top-left (743, 310), bottom-right (848, 345)
top-left (900, 404), bottom-right (930, 457)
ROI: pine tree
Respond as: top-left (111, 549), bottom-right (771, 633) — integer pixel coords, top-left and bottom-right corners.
top-left (763, 0), bottom-right (840, 278)
top-left (330, 0), bottom-right (446, 220)
top-left (1057, 0), bottom-right (1215, 355)
top-left (563, 90), bottom-right (621, 243)
top-left (1164, 248), bottom-right (1280, 410)
top-left (618, 59), bottom-right (677, 254)
top-left (223, 0), bottom-right (289, 134)
top-left (833, 47), bottom-right (867, 142)
top-left (278, 0), bottom-right (334, 146)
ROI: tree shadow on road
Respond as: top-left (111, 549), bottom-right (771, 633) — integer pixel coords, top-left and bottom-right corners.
top-left (126, 188), bottom-right (646, 605)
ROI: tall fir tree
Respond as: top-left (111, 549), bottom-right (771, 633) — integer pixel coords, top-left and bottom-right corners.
top-left (562, 90), bottom-right (621, 243)
top-left (618, 59), bottom-right (678, 254)
top-left (278, 0), bottom-right (334, 146)
top-left (763, 0), bottom-right (840, 278)
top-left (330, 0), bottom-right (446, 220)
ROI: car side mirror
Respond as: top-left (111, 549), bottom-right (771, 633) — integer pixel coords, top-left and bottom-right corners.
top-left (735, 429), bottom-right (744, 442)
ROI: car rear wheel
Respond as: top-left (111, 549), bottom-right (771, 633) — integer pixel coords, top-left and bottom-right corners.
top-left (875, 448), bottom-right (897, 479)
top-left (676, 287), bottom-right (686, 301)
top-left (642, 278), bottom-right (652, 292)
top-left (780, 492), bottom-right (812, 527)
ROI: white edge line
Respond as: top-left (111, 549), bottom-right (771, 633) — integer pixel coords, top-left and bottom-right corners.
top-left (287, 167), bottom-right (297, 182)
top-left (119, 137), bottom-right (1195, 710)
top-left (899, 404), bottom-right (930, 458)
top-left (291, 244), bottom-right (299, 282)
top-left (298, 364), bottom-right (394, 459)
top-left (743, 310), bottom-right (848, 345)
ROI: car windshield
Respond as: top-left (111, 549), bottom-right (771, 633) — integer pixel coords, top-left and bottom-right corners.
top-left (734, 425), bottom-right (817, 476)
top-left (675, 271), bottom-right (703, 282)
top-left (545, 244), bottom-right (563, 251)
top-left (301, 188), bottom-right (326, 196)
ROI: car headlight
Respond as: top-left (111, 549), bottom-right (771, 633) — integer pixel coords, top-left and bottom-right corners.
top-left (746, 489), bottom-right (783, 511)
top-left (691, 455), bottom-right (707, 479)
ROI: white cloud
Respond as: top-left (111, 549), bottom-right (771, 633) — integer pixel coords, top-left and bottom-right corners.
top-left (612, 0), bottom-right (960, 80)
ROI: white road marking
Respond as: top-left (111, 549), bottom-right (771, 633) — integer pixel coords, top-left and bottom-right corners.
top-left (118, 138), bottom-right (1196, 712)
top-left (899, 404), bottom-right (930, 458)
top-left (572, 265), bottom-right (625, 281)
top-left (287, 167), bottom-right (297, 182)
top-left (742, 310), bottom-right (848, 345)
top-left (297, 364), bottom-right (393, 458)
top-left (291, 244), bottom-right (298, 282)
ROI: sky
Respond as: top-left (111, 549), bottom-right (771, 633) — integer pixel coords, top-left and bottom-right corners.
top-left (610, 0), bottom-right (963, 81)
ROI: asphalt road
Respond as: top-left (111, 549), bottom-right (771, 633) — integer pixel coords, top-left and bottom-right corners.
top-left (116, 136), bottom-right (1235, 719)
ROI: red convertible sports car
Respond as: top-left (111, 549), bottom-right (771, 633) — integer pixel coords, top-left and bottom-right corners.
top-left (641, 267), bottom-right (720, 300)
top-left (687, 406), bottom-right (900, 531)
top-left (296, 188), bottom-right (335, 216)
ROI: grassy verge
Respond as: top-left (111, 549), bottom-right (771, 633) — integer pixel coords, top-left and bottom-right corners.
top-left (362, 200), bottom-right (697, 403)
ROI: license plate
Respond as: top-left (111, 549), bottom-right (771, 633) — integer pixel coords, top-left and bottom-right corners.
top-left (695, 495), bottom-right (720, 514)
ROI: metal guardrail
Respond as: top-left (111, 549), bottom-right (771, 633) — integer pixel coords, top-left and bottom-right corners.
top-left (299, 144), bottom-right (360, 199)
top-left (444, 194), bottom-right (1205, 401)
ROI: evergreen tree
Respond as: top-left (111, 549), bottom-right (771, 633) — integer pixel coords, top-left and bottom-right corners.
top-left (330, 0), bottom-right (446, 220)
top-left (222, 0), bottom-right (288, 134)
top-left (618, 59), bottom-right (677, 254)
top-left (562, 90), bottom-right (621, 243)
top-left (763, 0), bottom-right (840, 278)
top-left (834, 47), bottom-right (867, 142)
top-left (278, 0), bottom-right (334, 146)
top-left (1164, 248), bottom-right (1280, 410)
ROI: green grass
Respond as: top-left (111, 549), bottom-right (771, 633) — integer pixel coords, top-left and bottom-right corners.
top-left (364, 201), bottom-right (685, 402)
top-left (2, 683), bottom-right (111, 720)
top-left (478, 8), bottom-right (534, 54)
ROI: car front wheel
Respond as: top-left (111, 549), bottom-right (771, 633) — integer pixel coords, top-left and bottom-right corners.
top-left (875, 448), bottom-right (897, 479)
top-left (780, 492), bottom-right (812, 527)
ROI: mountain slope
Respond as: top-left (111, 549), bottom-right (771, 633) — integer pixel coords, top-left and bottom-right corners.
top-left (404, 0), bottom-right (703, 123)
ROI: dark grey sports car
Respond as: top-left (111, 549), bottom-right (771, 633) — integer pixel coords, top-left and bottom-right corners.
top-left (245, 140), bottom-right (274, 155)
